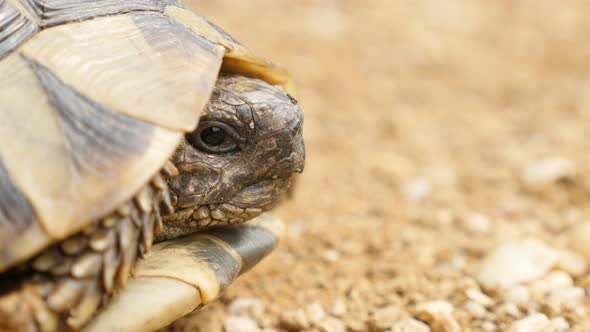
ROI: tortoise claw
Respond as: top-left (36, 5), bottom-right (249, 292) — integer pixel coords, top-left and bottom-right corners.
top-left (82, 214), bottom-right (283, 332)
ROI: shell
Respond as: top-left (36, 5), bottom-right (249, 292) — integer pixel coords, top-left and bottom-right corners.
top-left (0, 0), bottom-right (292, 272)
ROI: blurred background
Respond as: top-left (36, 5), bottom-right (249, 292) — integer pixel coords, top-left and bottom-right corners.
top-left (171, 1), bottom-right (590, 331)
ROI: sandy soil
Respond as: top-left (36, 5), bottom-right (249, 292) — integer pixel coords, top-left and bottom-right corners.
top-left (168, 1), bottom-right (590, 331)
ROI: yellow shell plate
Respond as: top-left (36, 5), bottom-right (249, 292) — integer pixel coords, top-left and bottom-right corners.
top-left (165, 6), bottom-right (296, 95)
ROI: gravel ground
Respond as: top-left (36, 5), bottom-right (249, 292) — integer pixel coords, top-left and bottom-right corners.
top-left (167, 1), bottom-right (590, 331)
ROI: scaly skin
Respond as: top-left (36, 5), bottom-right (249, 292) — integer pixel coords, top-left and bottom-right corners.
top-left (0, 75), bottom-right (305, 331)
top-left (160, 75), bottom-right (305, 239)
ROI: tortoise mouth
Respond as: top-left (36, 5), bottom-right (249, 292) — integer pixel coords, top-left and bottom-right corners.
top-left (158, 176), bottom-right (293, 239)
top-left (231, 178), bottom-right (290, 208)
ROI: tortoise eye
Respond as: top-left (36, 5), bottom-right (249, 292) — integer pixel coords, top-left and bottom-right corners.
top-left (188, 121), bottom-right (242, 154)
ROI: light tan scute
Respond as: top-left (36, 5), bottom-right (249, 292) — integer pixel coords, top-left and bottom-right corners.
top-left (135, 236), bottom-right (229, 304)
top-left (0, 52), bottom-right (182, 271)
top-left (135, 213), bottom-right (281, 303)
top-left (165, 6), bottom-right (296, 95)
top-left (81, 277), bottom-right (201, 332)
top-left (19, 12), bottom-right (225, 132)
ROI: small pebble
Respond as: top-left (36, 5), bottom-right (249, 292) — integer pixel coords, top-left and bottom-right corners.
top-left (330, 298), bottom-right (347, 317)
top-left (503, 286), bottom-right (530, 304)
top-left (431, 316), bottom-right (461, 332)
top-left (224, 316), bottom-right (260, 332)
top-left (550, 317), bottom-right (570, 331)
top-left (496, 303), bottom-right (521, 318)
top-left (227, 298), bottom-right (263, 316)
top-left (464, 300), bottom-right (487, 318)
top-left (481, 321), bottom-right (497, 332)
top-left (305, 303), bottom-right (326, 324)
top-left (391, 318), bottom-right (430, 332)
top-left (521, 157), bottom-right (573, 186)
top-left (322, 249), bottom-right (341, 262)
top-left (508, 313), bottom-right (550, 332)
top-left (415, 300), bottom-right (454, 317)
top-left (466, 288), bottom-right (494, 307)
top-left (279, 309), bottom-right (310, 330)
top-left (370, 305), bottom-right (403, 331)
top-left (476, 239), bottom-right (559, 289)
top-left (343, 318), bottom-right (366, 332)
top-left (462, 212), bottom-right (492, 235)
top-left (546, 286), bottom-right (584, 309)
top-left (556, 249), bottom-right (587, 276)
top-left (401, 176), bottom-right (432, 202)
top-left (318, 317), bottom-right (346, 332)
top-left (414, 301), bottom-right (460, 332)
top-left (530, 271), bottom-right (573, 297)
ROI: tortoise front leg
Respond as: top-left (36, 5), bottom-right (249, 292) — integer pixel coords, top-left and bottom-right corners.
top-left (82, 214), bottom-right (282, 332)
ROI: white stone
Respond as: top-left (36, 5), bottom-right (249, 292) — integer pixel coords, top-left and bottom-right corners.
top-left (464, 300), bottom-right (487, 318)
top-left (530, 271), bottom-right (573, 296)
top-left (305, 303), bottom-right (327, 324)
top-left (370, 305), bottom-right (403, 331)
top-left (550, 317), bottom-right (570, 331)
top-left (462, 212), bottom-right (492, 235)
top-left (431, 315), bottom-right (460, 332)
top-left (465, 288), bottom-right (494, 307)
top-left (415, 301), bottom-right (459, 332)
top-left (508, 314), bottom-right (550, 332)
top-left (318, 317), bottom-right (346, 332)
top-left (224, 316), bottom-right (260, 332)
top-left (330, 298), bottom-right (347, 316)
top-left (556, 250), bottom-right (587, 276)
top-left (522, 158), bottom-right (574, 186)
top-left (476, 239), bottom-right (560, 289)
top-left (496, 303), bottom-right (521, 318)
top-left (391, 318), bottom-right (430, 332)
top-left (415, 300), bottom-right (454, 317)
top-left (504, 285), bottom-right (530, 304)
top-left (401, 176), bottom-right (432, 202)
top-left (227, 298), bottom-right (263, 316)
top-left (322, 249), bottom-right (340, 262)
top-left (543, 271), bottom-right (574, 288)
top-left (546, 286), bottom-right (585, 308)
top-left (481, 321), bottom-right (497, 332)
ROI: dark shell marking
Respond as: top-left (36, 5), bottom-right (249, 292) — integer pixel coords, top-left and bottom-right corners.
top-left (23, 55), bottom-right (152, 175)
top-left (0, 159), bottom-right (37, 242)
top-left (0, 1), bottom-right (37, 60)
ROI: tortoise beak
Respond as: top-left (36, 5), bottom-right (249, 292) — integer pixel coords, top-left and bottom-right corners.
top-left (290, 117), bottom-right (305, 174)
top-left (292, 135), bottom-right (305, 174)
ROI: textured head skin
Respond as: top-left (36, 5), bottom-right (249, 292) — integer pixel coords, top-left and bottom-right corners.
top-left (158, 76), bottom-right (305, 239)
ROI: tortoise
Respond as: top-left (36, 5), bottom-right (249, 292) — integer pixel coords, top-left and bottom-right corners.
top-left (0, 1), bottom-right (305, 331)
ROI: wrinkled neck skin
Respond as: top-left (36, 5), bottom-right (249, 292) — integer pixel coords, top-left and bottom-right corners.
top-left (155, 75), bottom-right (305, 241)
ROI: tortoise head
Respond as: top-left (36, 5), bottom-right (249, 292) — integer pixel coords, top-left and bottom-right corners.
top-left (159, 76), bottom-right (304, 238)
